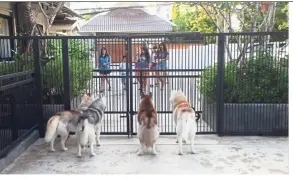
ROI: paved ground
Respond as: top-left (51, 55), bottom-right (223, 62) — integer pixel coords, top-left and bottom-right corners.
top-left (2, 135), bottom-right (288, 174)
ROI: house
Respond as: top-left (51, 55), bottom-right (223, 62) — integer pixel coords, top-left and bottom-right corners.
top-left (80, 7), bottom-right (175, 34)
top-left (0, 2), bottom-right (82, 61)
top-left (79, 7), bottom-right (177, 62)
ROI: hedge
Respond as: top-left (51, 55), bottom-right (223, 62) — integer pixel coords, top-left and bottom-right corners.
top-left (0, 39), bottom-right (94, 104)
top-left (199, 52), bottom-right (288, 104)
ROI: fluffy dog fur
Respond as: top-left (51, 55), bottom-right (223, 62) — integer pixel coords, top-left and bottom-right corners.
top-left (76, 96), bottom-right (107, 157)
top-left (137, 93), bottom-right (159, 155)
top-left (44, 93), bottom-right (93, 152)
top-left (76, 118), bottom-right (97, 157)
top-left (169, 90), bottom-right (197, 155)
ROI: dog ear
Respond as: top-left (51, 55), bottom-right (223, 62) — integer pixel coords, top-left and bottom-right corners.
top-left (149, 92), bottom-right (152, 98)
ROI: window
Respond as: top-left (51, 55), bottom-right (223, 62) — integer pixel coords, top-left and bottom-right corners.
top-left (0, 16), bottom-right (11, 60)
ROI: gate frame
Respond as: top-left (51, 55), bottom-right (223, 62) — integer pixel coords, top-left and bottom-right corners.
top-left (29, 31), bottom-right (288, 137)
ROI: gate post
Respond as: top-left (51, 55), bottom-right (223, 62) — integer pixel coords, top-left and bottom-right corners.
top-left (216, 33), bottom-right (225, 136)
top-left (126, 36), bottom-right (134, 137)
top-left (62, 38), bottom-right (71, 111)
top-left (33, 38), bottom-right (45, 137)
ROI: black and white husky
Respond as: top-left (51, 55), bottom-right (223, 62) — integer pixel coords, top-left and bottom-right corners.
top-left (76, 96), bottom-right (107, 157)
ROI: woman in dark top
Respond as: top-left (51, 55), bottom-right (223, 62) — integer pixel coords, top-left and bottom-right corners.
top-left (98, 47), bottom-right (111, 92)
top-left (149, 45), bottom-right (159, 87)
top-left (157, 42), bottom-right (169, 90)
top-left (136, 46), bottom-right (150, 94)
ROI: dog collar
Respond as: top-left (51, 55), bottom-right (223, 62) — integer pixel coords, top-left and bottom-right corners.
top-left (174, 101), bottom-right (191, 110)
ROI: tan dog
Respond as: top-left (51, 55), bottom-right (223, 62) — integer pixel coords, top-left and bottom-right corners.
top-left (169, 90), bottom-right (196, 155)
top-left (44, 93), bottom-right (94, 152)
top-left (137, 93), bottom-right (159, 155)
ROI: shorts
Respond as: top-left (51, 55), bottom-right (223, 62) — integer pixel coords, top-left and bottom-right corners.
top-left (137, 68), bottom-right (149, 78)
top-left (121, 77), bottom-right (126, 84)
top-left (158, 61), bottom-right (167, 70)
top-left (100, 70), bottom-right (111, 75)
top-left (151, 63), bottom-right (158, 70)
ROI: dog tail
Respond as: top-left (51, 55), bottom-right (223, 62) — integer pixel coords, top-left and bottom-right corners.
top-left (78, 119), bottom-right (89, 146)
top-left (44, 115), bottom-right (60, 142)
top-left (142, 125), bottom-right (156, 147)
top-left (180, 111), bottom-right (193, 141)
top-left (146, 109), bottom-right (156, 129)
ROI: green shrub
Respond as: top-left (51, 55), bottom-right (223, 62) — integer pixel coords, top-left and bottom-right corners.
top-left (0, 51), bottom-right (33, 75)
top-left (199, 52), bottom-right (288, 104)
top-left (42, 39), bottom-right (94, 101)
top-left (0, 39), bottom-right (94, 103)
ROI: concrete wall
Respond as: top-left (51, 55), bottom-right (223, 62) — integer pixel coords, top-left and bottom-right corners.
top-left (201, 96), bottom-right (289, 135)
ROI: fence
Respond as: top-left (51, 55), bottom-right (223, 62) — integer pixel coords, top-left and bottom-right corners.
top-left (0, 32), bottom-right (288, 151)
top-left (0, 71), bottom-right (42, 158)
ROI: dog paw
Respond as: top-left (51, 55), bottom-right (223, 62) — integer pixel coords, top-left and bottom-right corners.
top-left (96, 143), bottom-right (101, 146)
top-left (137, 152), bottom-right (143, 156)
top-left (191, 150), bottom-right (196, 154)
top-left (178, 152), bottom-right (183, 155)
top-left (176, 140), bottom-right (187, 144)
top-left (62, 148), bottom-right (68, 151)
top-left (90, 153), bottom-right (96, 157)
top-left (77, 154), bottom-right (82, 158)
top-left (49, 148), bottom-right (55, 152)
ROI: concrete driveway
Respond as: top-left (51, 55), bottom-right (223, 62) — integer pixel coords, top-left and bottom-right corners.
top-left (1, 135), bottom-right (288, 174)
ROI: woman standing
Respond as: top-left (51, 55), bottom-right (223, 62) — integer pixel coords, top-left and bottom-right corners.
top-left (157, 42), bottom-right (169, 90)
top-left (136, 46), bottom-right (150, 94)
top-left (98, 47), bottom-right (111, 92)
top-left (149, 45), bottom-right (159, 87)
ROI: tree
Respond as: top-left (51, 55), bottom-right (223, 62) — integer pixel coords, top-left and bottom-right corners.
top-left (172, 4), bottom-right (217, 33)
top-left (39, 2), bottom-right (65, 36)
top-left (83, 14), bottom-right (94, 21)
top-left (16, 2), bottom-right (65, 54)
top-left (174, 2), bottom-right (288, 102)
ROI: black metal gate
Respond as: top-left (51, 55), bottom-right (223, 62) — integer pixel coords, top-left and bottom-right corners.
top-left (0, 32), bottom-right (288, 143)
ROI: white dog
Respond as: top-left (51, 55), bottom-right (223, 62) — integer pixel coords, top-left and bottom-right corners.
top-left (76, 118), bottom-right (97, 157)
top-left (75, 96), bottom-right (107, 157)
top-left (169, 90), bottom-right (197, 155)
top-left (44, 93), bottom-right (93, 152)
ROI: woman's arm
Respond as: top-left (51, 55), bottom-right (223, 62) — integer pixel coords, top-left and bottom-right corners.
top-left (96, 56), bottom-right (100, 68)
top-left (165, 51), bottom-right (169, 61)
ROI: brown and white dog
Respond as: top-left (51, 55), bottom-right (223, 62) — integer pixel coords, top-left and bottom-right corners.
top-left (169, 90), bottom-right (196, 155)
top-left (137, 93), bottom-right (159, 155)
top-left (44, 93), bottom-right (94, 152)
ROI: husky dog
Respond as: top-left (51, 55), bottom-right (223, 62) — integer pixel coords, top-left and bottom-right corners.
top-left (137, 93), bottom-right (159, 155)
top-left (44, 93), bottom-right (94, 152)
top-left (76, 96), bottom-right (107, 157)
top-left (169, 90), bottom-right (197, 155)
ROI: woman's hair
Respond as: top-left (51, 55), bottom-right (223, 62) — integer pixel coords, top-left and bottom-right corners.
top-left (100, 46), bottom-right (109, 57)
top-left (140, 46), bottom-right (150, 60)
top-left (159, 42), bottom-right (167, 52)
top-left (153, 45), bottom-right (158, 50)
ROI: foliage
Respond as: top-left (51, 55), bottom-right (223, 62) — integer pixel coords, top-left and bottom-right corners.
top-left (0, 40), bottom-right (94, 103)
top-left (240, 2), bottom-right (288, 32)
top-left (276, 2), bottom-right (288, 31)
top-left (173, 2), bottom-right (288, 34)
top-left (83, 14), bottom-right (94, 21)
top-left (199, 53), bottom-right (288, 104)
top-left (0, 51), bottom-right (33, 75)
top-left (42, 39), bottom-right (94, 100)
top-left (172, 4), bottom-right (217, 33)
